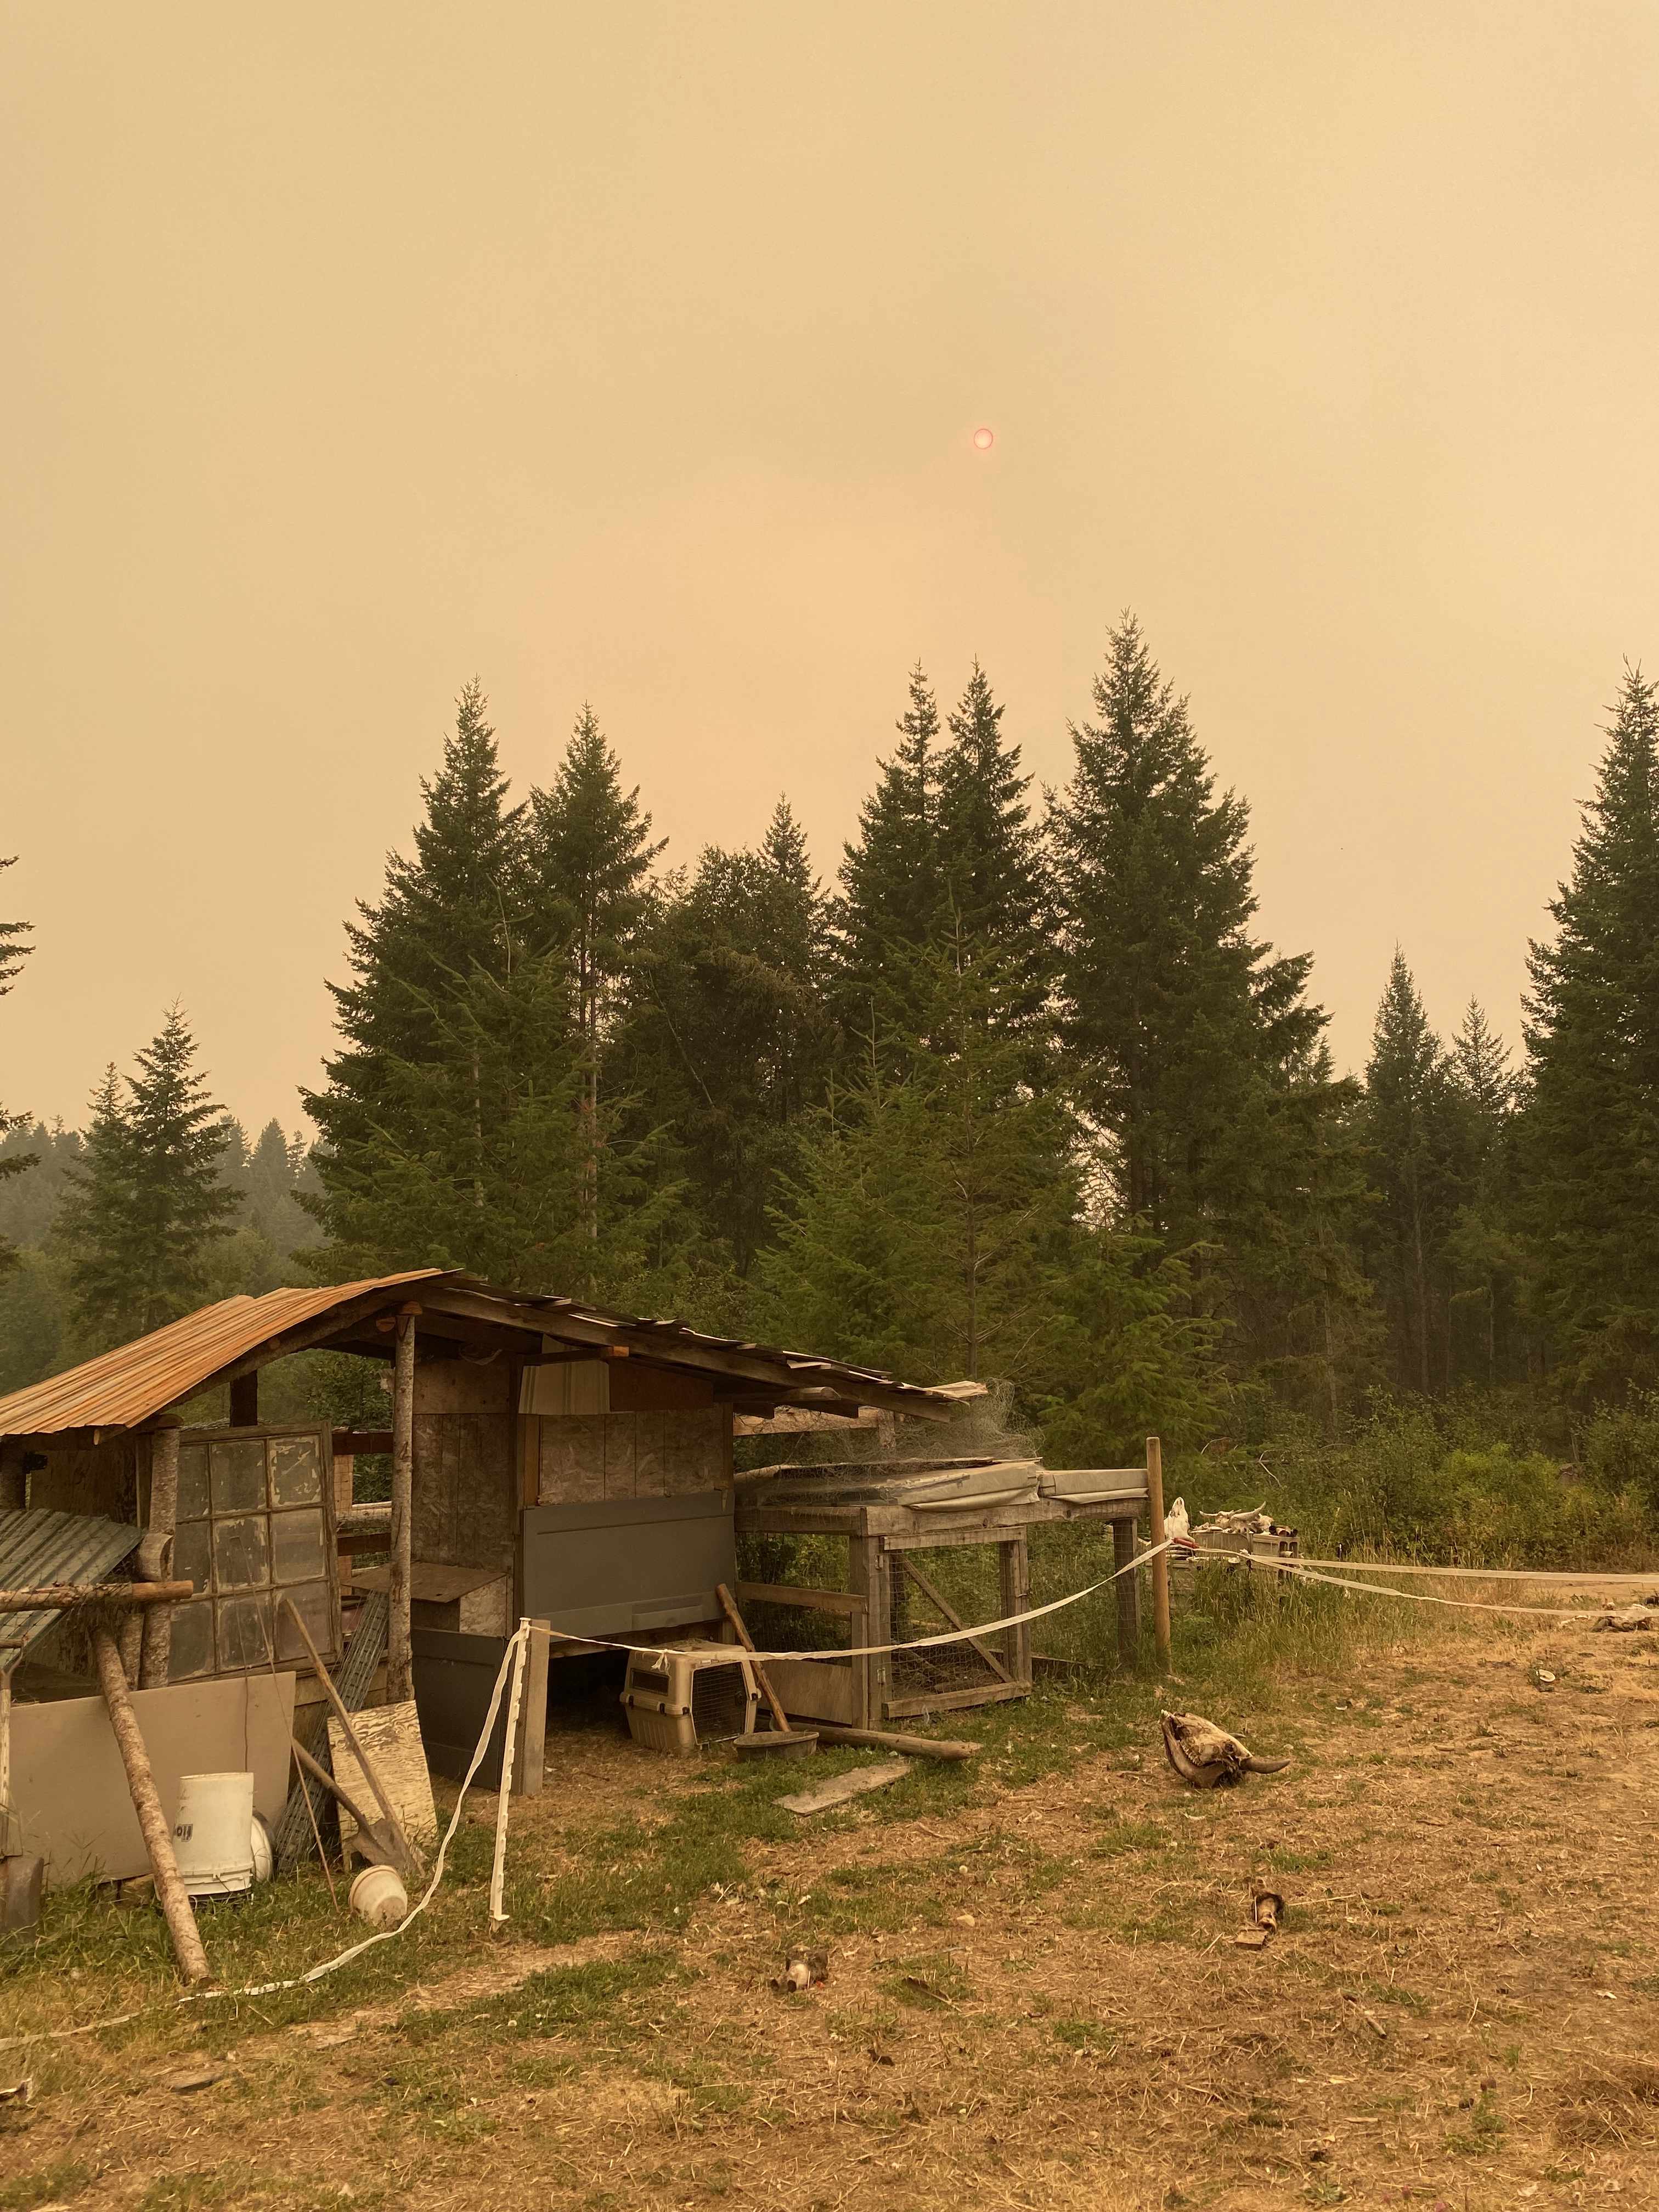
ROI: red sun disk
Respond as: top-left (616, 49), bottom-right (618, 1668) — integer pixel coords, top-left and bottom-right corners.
top-left (973, 426), bottom-right (995, 450)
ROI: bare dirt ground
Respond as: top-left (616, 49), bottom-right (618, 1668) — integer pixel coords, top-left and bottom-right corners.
top-left (8, 1607), bottom-right (1659, 2212)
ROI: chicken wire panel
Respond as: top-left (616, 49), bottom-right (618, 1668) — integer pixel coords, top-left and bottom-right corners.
top-left (887, 1543), bottom-right (1012, 1700)
top-left (738, 1596), bottom-right (851, 1656)
top-left (1026, 1520), bottom-right (1124, 1668)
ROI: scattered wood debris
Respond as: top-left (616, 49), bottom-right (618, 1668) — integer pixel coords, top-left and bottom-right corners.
top-left (1593, 1606), bottom-right (1654, 1632)
top-left (778, 1757), bottom-right (909, 1816)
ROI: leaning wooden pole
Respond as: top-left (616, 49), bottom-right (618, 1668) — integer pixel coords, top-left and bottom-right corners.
top-left (91, 1624), bottom-right (210, 1985)
top-left (387, 1307), bottom-right (417, 1706)
top-left (139, 1420), bottom-right (182, 1688)
top-left (1146, 1434), bottom-right (1172, 1672)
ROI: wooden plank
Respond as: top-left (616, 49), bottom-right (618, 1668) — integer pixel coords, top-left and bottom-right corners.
top-left (884, 1680), bottom-right (1029, 1719)
top-left (735, 1581), bottom-right (864, 1616)
top-left (778, 1756), bottom-right (908, 1816)
top-left (329, 1700), bottom-right (438, 1859)
top-left (354, 1561), bottom-right (508, 1605)
top-left (764, 1655), bottom-right (858, 1725)
top-left (138, 1423), bottom-right (182, 1688)
top-left (896, 1553), bottom-right (1012, 1686)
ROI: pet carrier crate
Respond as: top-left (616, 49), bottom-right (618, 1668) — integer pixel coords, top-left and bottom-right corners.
top-left (620, 1640), bottom-right (761, 1753)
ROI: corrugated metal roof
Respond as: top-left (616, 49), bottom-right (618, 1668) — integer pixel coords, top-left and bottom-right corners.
top-left (0, 1506), bottom-right (140, 1673)
top-left (0, 1269), bottom-right (447, 1438)
top-left (0, 1265), bottom-right (958, 1441)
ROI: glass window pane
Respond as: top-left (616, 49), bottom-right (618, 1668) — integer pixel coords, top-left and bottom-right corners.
top-left (213, 1514), bottom-right (269, 1589)
top-left (216, 1593), bottom-right (273, 1672)
top-left (275, 1581), bottom-right (335, 1665)
top-left (173, 1520), bottom-right (212, 1593)
top-left (168, 1601), bottom-right (215, 1680)
top-left (210, 1439), bottom-right (267, 1513)
top-left (271, 1508), bottom-right (326, 1584)
top-left (177, 1443), bottom-right (210, 1520)
top-left (270, 1435), bottom-right (323, 1508)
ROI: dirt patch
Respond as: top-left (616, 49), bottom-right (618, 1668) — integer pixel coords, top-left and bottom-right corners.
top-left (8, 1613), bottom-right (1659, 2210)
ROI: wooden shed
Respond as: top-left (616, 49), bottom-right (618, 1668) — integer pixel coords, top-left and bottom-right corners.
top-left (0, 1271), bottom-right (963, 1771)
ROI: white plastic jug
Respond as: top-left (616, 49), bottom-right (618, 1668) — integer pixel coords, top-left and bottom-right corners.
top-left (172, 1771), bottom-right (256, 1897)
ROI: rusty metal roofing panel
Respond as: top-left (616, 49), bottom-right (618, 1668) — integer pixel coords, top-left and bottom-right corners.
top-left (0, 1269), bottom-right (449, 1439)
top-left (0, 1506), bottom-right (140, 1674)
top-left (0, 1266), bottom-right (960, 1442)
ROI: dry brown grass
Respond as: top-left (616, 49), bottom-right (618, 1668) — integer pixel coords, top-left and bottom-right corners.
top-left (6, 1594), bottom-right (1659, 2211)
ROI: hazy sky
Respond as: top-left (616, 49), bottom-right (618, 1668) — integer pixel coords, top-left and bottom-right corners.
top-left (6, 5), bottom-right (1657, 1132)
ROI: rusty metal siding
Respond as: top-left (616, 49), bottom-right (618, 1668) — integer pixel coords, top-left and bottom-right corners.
top-left (0, 1505), bottom-right (140, 1673)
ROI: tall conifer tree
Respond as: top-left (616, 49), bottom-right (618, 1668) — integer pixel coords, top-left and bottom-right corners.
top-left (527, 705), bottom-right (663, 1240)
top-left (934, 662), bottom-right (1049, 1025)
top-left (1523, 665), bottom-right (1659, 1393)
top-left (58, 1010), bottom-right (240, 1341)
top-left (306, 680), bottom-right (527, 1212)
top-left (836, 664), bottom-right (944, 1048)
top-left (1051, 616), bottom-right (1327, 1250)
top-left (1361, 952), bottom-right (1463, 1392)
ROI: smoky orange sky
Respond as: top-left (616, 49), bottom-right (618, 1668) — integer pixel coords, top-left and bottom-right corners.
top-left (6, 5), bottom-right (1658, 1134)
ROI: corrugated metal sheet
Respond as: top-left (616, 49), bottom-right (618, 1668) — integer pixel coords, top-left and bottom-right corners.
top-left (0, 1265), bottom-right (956, 1443)
top-left (0, 1505), bottom-right (140, 1674)
top-left (0, 1269), bottom-right (447, 1439)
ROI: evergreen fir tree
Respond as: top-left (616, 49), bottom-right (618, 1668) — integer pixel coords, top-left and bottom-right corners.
top-left (1523, 665), bottom-right (1659, 1394)
top-left (306, 680), bottom-right (527, 1217)
top-left (1051, 615), bottom-right (1328, 1256)
top-left (619, 800), bottom-right (833, 1274)
top-left (1444, 1001), bottom-right (1525, 1389)
top-left (761, 944), bottom-right (1075, 1385)
top-left (526, 705), bottom-right (664, 1240)
top-left (1361, 952), bottom-right (1464, 1392)
top-left (58, 1010), bottom-right (240, 1342)
top-left (934, 662), bottom-right (1049, 1016)
top-left (834, 664), bottom-right (944, 1048)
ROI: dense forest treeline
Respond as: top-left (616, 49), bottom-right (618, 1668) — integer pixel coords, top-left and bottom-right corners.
top-left (4, 619), bottom-right (1658, 1489)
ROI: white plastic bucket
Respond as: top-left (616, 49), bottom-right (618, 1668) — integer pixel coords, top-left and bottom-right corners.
top-left (349, 1863), bottom-right (409, 1929)
top-left (172, 1772), bottom-right (256, 1897)
top-left (249, 1813), bottom-right (274, 1884)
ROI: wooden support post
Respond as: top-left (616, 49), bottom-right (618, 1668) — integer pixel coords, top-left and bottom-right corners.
top-left (0, 1660), bottom-right (15, 1856)
top-left (91, 1625), bottom-right (210, 1985)
top-left (998, 1536), bottom-right (1032, 1686)
top-left (848, 1536), bottom-right (884, 1730)
top-left (387, 1307), bottom-right (417, 1705)
top-left (1112, 1516), bottom-right (1140, 1664)
top-left (515, 1617), bottom-right (550, 1796)
top-left (139, 1421), bottom-right (182, 1689)
top-left (1147, 1435), bottom-right (1172, 1672)
top-left (489, 1624), bottom-right (528, 1926)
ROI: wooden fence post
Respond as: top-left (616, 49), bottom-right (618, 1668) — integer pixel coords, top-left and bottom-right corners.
top-left (387, 1308), bottom-right (417, 1705)
top-left (1147, 1435), bottom-right (1172, 1672)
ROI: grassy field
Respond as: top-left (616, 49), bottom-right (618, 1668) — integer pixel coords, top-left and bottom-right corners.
top-left (5, 1562), bottom-right (1659, 2210)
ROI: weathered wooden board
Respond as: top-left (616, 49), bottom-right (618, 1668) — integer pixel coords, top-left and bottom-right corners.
top-left (778, 1756), bottom-right (909, 1816)
top-left (328, 1699), bottom-right (437, 1857)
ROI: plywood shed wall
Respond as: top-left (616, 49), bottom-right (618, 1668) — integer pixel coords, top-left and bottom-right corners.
top-left (410, 1356), bottom-right (520, 1582)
